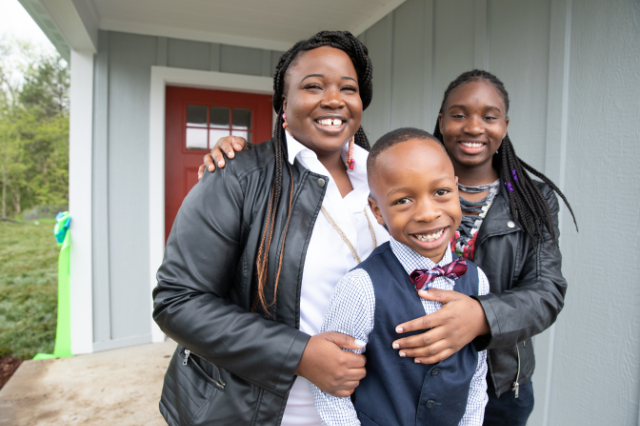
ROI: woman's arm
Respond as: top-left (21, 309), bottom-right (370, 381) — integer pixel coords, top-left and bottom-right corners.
top-left (474, 185), bottom-right (567, 349)
top-left (155, 159), bottom-right (366, 398)
top-left (154, 163), bottom-right (307, 398)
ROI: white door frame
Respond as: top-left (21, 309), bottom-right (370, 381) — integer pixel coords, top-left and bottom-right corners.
top-left (147, 66), bottom-right (273, 342)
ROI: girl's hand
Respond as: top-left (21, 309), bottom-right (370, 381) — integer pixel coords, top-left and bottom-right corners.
top-left (392, 289), bottom-right (490, 364)
top-left (197, 136), bottom-right (248, 179)
top-left (296, 331), bottom-right (367, 398)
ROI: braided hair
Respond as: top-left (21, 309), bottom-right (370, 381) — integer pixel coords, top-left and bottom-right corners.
top-left (254, 31), bottom-right (373, 313)
top-left (433, 69), bottom-right (577, 245)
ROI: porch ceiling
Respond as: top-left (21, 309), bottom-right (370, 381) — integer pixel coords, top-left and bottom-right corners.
top-left (94, 0), bottom-right (406, 51)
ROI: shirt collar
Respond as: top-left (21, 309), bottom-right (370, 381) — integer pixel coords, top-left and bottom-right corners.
top-left (285, 131), bottom-right (370, 209)
top-left (389, 237), bottom-right (453, 275)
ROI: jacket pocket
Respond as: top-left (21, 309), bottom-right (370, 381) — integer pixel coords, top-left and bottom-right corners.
top-left (159, 345), bottom-right (222, 426)
top-left (358, 412), bottom-right (382, 426)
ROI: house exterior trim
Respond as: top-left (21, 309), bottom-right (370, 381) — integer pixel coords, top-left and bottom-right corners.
top-left (148, 66), bottom-right (273, 342)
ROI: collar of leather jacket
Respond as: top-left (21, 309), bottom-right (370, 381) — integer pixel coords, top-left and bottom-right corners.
top-left (476, 181), bottom-right (521, 247)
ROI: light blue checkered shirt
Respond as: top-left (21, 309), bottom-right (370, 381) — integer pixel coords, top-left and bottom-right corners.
top-left (312, 239), bottom-right (489, 426)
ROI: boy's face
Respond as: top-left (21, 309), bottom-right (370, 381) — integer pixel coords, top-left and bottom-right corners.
top-left (369, 138), bottom-right (462, 263)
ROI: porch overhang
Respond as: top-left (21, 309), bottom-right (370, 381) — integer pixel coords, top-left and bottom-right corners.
top-left (18, 0), bottom-right (407, 59)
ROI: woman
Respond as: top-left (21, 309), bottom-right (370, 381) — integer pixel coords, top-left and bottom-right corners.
top-left (154, 31), bottom-right (388, 426)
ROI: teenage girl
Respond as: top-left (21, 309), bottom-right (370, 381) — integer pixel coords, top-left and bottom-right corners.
top-left (207, 70), bottom-right (577, 426)
top-left (154, 31), bottom-right (389, 426)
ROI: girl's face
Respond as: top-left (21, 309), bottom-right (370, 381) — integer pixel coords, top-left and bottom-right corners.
top-left (282, 46), bottom-right (362, 158)
top-left (438, 80), bottom-right (509, 170)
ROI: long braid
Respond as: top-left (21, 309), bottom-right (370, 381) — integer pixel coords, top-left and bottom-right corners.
top-left (433, 69), bottom-right (577, 246)
top-left (254, 31), bottom-right (373, 314)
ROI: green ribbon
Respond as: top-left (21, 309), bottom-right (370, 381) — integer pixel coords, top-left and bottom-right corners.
top-left (33, 212), bottom-right (73, 360)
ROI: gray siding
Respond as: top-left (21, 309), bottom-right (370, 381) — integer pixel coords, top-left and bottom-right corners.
top-left (91, 32), bottom-right (283, 351)
top-left (360, 0), bottom-right (640, 424)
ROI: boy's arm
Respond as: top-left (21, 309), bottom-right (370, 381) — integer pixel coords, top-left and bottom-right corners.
top-left (313, 269), bottom-right (376, 426)
top-left (458, 267), bottom-right (490, 426)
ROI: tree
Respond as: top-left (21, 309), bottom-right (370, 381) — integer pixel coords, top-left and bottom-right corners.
top-left (0, 39), bottom-right (69, 218)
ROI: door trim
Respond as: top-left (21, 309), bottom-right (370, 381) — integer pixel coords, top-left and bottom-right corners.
top-left (148, 66), bottom-right (273, 342)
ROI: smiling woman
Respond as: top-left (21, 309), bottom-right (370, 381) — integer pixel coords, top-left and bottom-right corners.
top-left (152, 31), bottom-right (383, 426)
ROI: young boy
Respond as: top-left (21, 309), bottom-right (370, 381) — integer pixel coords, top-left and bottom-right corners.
top-left (312, 128), bottom-right (489, 426)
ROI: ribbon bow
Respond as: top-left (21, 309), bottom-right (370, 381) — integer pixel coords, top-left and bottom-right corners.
top-left (409, 258), bottom-right (468, 291)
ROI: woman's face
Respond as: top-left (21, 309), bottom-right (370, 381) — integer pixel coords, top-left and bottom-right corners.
top-left (438, 80), bottom-right (509, 170)
top-left (282, 46), bottom-right (362, 158)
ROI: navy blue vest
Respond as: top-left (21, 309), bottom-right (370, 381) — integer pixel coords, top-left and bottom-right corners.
top-left (352, 242), bottom-right (480, 426)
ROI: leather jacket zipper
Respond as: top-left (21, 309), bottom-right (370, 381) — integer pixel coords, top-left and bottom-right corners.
top-left (512, 344), bottom-right (521, 398)
top-left (182, 349), bottom-right (226, 390)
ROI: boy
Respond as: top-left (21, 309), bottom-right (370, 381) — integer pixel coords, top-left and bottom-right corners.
top-left (313, 128), bottom-right (489, 426)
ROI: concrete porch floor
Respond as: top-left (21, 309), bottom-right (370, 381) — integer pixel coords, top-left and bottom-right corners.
top-left (0, 340), bottom-right (177, 426)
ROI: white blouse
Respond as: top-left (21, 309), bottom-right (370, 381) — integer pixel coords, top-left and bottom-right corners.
top-left (281, 132), bottom-right (389, 426)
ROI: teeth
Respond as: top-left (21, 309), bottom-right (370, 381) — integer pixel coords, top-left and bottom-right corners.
top-left (415, 229), bottom-right (444, 242)
top-left (317, 118), bottom-right (343, 127)
top-left (461, 142), bottom-right (483, 148)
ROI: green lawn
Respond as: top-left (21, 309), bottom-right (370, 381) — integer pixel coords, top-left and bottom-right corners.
top-left (0, 219), bottom-right (59, 359)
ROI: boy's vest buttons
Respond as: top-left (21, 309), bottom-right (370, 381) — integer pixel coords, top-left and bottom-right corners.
top-left (426, 400), bottom-right (436, 409)
top-left (507, 221), bottom-right (516, 228)
top-left (317, 178), bottom-right (326, 188)
top-left (431, 367), bottom-right (441, 376)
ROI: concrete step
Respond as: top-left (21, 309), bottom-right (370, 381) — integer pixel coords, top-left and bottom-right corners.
top-left (0, 340), bottom-right (177, 425)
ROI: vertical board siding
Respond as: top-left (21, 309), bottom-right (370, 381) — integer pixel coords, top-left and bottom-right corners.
top-left (107, 32), bottom-right (156, 341)
top-left (488, 0), bottom-right (551, 170)
top-left (549, 0), bottom-right (640, 424)
top-left (168, 38), bottom-right (211, 71)
top-left (361, 13), bottom-right (393, 144)
top-left (390, 0), bottom-right (429, 130)
top-left (92, 30), bottom-right (111, 344)
top-left (221, 44), bottom-right (264, 76)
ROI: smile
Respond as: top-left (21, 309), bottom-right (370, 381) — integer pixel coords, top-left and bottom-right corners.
top-left (315, 118), bottom-right (344, 127)
top-left (460, 141), bottom-right (484, 148)
top-left (413, 228), bottom-right (445, 242)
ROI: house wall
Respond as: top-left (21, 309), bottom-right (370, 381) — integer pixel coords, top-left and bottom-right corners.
top-left (90, 30), bottom-right (283, 351)
top-left (359, 0), bottom-right (640, 424)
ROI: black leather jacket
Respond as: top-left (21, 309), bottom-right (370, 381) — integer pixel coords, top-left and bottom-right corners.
top-left (153, 140), bottom-right (328, 426)
top-left (473, 180), bottom-right (567, 397)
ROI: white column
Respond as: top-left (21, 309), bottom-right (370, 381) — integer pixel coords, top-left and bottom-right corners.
top-left (69, 49), bottom-right (94, 354)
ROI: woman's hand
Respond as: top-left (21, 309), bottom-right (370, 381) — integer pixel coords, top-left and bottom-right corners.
top-left (392, 289), bottom-right (490, 364)
top-left (197, 136), bottom-right (248, 179)
top-left (296, 331), bottom-right (367, 397)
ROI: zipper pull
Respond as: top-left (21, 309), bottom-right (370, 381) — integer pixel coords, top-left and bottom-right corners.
top-left (183, 349), bottom-right (191, 366)
top-left (512, 381), bottom-right (520, 398)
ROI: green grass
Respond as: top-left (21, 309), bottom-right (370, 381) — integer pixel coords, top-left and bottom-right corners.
top-left (0, 219), bottom-right (59, 359)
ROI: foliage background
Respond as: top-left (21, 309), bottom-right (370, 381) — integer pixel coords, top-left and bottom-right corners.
top-left (0, 38), bottom-right (69, 218)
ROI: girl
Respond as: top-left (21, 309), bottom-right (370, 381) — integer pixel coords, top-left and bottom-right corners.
top-left (208, 70), bottom-right (577, 426)
top-left (154, 31), bottom-right (389, 426)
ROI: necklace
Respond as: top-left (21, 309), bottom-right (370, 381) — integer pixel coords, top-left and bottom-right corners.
top-left (321, 206), bottom-right (377, 264)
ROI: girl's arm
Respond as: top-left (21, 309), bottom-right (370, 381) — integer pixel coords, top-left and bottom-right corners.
top-left (390, 187), bottom-right (566, 363)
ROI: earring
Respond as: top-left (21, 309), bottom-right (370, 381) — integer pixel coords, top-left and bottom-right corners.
top-left (346, 136), bottom-right (355, 170)
top-left (282, 112), bottom-right (288, 130)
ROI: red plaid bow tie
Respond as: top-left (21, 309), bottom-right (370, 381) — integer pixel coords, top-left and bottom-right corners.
top-left (410, 258), bottom-right (468, 291)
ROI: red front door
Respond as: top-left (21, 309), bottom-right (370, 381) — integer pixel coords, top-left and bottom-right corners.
top-left (165, 86), bottom-right (273, 240)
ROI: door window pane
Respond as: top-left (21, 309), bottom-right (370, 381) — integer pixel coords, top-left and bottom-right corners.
top-left (231, 129), bottom-right (249, 143)
top-left (232, 108), bottom-right (252, 129)
top-left (210, 107), bottom-right (230, 127)
top-left (187, 105), bottom-right (207, 127)
top-left (209, 129), bottom-right (231, 148)
top-left (186, 128), bottom-right (208, 150)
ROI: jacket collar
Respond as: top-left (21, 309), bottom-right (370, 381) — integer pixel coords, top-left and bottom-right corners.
top-left (476, 180), bottom-right (521, 246)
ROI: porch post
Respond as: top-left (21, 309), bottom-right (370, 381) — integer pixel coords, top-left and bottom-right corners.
top-left (69, 49), bottom-right (95, 354)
